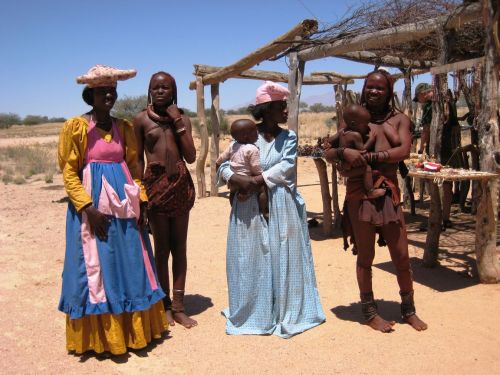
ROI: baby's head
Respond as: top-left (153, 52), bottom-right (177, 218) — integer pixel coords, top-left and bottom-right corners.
top-left (343, 104), bottom-right (371, 136)
top-left (230, 119), bottom-right (258, 144)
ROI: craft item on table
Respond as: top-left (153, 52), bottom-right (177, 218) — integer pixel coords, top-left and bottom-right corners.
top-left (297, 144), bottom-right (325, 158)
top-left (423, 161), bottom-right (442, 172)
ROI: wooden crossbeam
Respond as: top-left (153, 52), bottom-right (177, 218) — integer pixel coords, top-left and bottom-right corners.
top-left (192, 19), bottom-right (317, 88)
top-left (298, 3), bottom-right (481, 61)
top-left (189, 64), bottom-right (352, 90)
top-left (311, 68), bottom-right (428, 80)
top-left (430, 57), bottom-right (485, 75)
top-left (338, 51), bottom-right (435, 69)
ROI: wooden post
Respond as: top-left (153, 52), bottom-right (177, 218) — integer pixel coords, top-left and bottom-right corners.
top-left (402, 69), bottom-right (416, 215)
top-left (195, 77), bottom-right (209, 198)
top-left (331, 165), bottom-right (342, 230)
top-left (474, 0), bottom-right (500, 283)
top-left (423, 28), bottom-right (448, 267)
top-left (287, 43), bottom-right (305, 136)
top-left (314, 158), bottom-right (333, 237)
top-left (210, 84), bottom-right (221, 197)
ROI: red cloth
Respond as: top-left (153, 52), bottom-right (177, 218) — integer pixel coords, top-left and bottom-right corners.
top-left (143, 161), bottom-right (195, 217)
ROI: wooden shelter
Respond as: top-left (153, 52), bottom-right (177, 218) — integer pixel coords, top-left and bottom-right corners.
top-left (190, 1), bottom-right (499, 283)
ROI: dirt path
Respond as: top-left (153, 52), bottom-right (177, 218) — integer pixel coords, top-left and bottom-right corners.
top-left (0, 155), bottom-right (498, 374)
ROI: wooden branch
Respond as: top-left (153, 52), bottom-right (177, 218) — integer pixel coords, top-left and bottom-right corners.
top-left (287, 42), bottom-right (304, 136)
top-left (298, 3), bottom-right (481, 61)
top-left (337, 51), bottom-right (435, 69)
top-left (195, 77), bottom-right (209, 199)
top-left (474, 0), bottom-right (500, 283)
top-left (424, 28), bottom-right (448, 268)
top-left (313, 158), bottom-right (333, 237)
top-left (430, 57), bottom-right (485, 75)
top-left (210, 84), bottom-right (220, 197)
top-left (311, 68), bottom-right (428, 81)
top-left (194, 19), bottom-right (317, 87)
top-left (189, 64), bottom-right (351, 89)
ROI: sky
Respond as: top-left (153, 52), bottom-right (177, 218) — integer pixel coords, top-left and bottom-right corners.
top-left (0, 0), bottom-right (430, 118)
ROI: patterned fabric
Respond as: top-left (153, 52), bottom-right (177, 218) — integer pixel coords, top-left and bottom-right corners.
top-left (143, 161), bottom-right (195, 216)
top-left (216, 142), bottom-right (263, 176)
top-left (218, 129), bottom-right (326, 338)
top-left (59, 117), bottom-right (168, 354)
top-left (58, 116), bottom-right (148, 212)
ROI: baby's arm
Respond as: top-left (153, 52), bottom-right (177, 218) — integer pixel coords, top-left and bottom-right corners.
top-left (344, 131), bottom-right (365, 151)
top-left (216, 144), bottom-right (233, 171)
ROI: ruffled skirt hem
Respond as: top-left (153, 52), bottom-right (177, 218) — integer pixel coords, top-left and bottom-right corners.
top-left (66, 301), bottom-right (168, 355)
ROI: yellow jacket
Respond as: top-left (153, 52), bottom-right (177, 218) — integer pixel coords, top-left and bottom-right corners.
top-left (58, 116), bottom-right (148, 212)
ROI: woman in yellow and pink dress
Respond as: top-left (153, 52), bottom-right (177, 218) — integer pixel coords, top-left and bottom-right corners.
top-left (57, 65), bottom-right (168, 355)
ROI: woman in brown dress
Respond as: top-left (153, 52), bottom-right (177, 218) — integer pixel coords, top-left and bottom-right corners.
top-left (133, 72), bottom-right (197, 328)
top-left (325, 69), bottom-right (427, 333)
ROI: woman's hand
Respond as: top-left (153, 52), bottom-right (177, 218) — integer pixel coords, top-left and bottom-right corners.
top-left (138, 202), bottom-right (148, 231)
top-left (344, 148), bottom-right (367, 167)
top-left (229, 174), bottom-right (263, 193)
top-left (83, 206), bottom-right (110, 241)
top-left (166, 104), bottom-right (182, 123)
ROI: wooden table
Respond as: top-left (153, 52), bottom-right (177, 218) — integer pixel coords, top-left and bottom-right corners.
top-left (408, 168), bottom-right (499, 283)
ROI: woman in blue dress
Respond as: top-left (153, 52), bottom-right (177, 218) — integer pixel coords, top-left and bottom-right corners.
top-left (218, 81), bottom-right (325, 338)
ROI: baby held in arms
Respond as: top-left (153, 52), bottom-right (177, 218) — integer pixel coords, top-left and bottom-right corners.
top-left (216, 119), bottom-right (268, 217)
top-left (328, 104), bottom-right (400, 199)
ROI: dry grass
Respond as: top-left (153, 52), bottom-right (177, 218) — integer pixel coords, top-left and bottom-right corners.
top-left (0, 122), bottom-right (63, 139)
top-left (0, 142), bottom-right (58, 184)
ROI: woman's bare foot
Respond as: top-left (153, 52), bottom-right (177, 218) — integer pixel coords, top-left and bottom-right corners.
top-left (366, 315), bottom-right (395, 333)
top-left (166, 309), bottom-right (175, 326)
top-left (404, 314), bottom-right (428, 331)
top-left (173, 312), bottom-right (198, 328)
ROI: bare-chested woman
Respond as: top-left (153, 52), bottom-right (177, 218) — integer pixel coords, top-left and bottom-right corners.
top-left (134, 72), bottom-right (197, 328)
top-left (325, 69), bottom-right (427, 333)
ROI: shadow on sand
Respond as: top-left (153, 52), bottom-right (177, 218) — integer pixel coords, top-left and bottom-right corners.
top-left (331, 300), bottom-right (402, 326)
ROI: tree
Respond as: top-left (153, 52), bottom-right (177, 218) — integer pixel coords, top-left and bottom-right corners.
top-left (0, 113), bottom-right (21, 129)
top-left (23, 115), bottom-right (49, 125)
top-left (112, 95), bottom-right (147, 120)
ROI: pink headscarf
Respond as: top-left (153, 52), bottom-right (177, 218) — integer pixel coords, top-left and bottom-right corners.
top-left (255, 81), bottom-right (290, 105)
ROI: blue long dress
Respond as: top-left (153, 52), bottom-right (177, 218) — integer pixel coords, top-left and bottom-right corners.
top-left (219, 129), bottom-right (326, 338)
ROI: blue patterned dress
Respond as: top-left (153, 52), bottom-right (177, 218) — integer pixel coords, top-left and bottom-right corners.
top-left (219, 129), bottom-right (325, 338)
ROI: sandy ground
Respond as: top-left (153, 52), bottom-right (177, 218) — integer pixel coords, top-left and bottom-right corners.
top-left (0, 134), bottom-right (499, 375)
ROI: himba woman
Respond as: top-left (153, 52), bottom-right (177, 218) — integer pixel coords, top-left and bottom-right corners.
top-left (133, 72), bottom-right (197, 328)
top-left (324, 69), bottom-right (428, 332)
top-left (58, 65), bottom-right (168, 355)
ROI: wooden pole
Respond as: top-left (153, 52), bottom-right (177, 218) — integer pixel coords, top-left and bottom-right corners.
top-left (287, 43), bottom-right (305, 136)
top-left (402, 69), bottom-right (416, 215)
top-left (314, 158), bottom-right (333, 237)
top-left (423, 28), bottom-right (448, 267)
top-left (195, 77), bottom-right (209, 198)
top-left (337, 51), bottom-right (435, 70)
top-left (210, 83), bottom-right (221, 197)
top-left (474, 0), bottom-right (500, 283)
top-left (331, 84), bottom-right (344, 229)
top-left (190, 65), bottom-right (350, 89)
top-left (194, 19), bottom-right (317, 87)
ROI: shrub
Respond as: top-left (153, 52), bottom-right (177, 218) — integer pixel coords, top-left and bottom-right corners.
top-left (0, 143), bottom-right (57, 183)
top-left (23, 115), bottom-right (49, 125)
top-left (0, 113), bottom-right (22, 129)
top-left (192, 110), bottom-right (230, 136)
top-left (112, 95), bottom-right (148, 121)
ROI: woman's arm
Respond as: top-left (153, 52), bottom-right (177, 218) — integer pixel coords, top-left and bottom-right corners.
top-left (166, 105), bottom-right (196, 164)
top-left (132, 113), bottom-right (146, 180)
top-left (122, 119), bottom-right (148, 203)
top-left (58, 118), bottom-right (92, 212)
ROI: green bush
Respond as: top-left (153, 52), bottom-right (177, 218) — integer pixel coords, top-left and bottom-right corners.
top-left (192, 110), bottom-right (230, 136)
top-left (23, 115), bottom-right (49, 125)
top-left (0, 113), bottom-right (22, 128)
